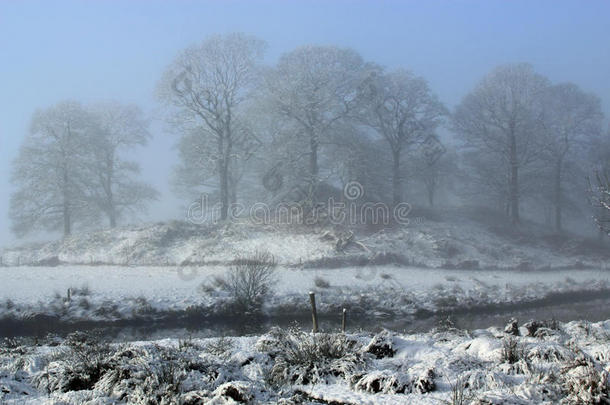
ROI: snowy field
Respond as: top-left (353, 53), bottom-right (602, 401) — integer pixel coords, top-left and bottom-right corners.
top-left (1, 319), bottom-right (608, 404)
top-left (0, 265), bottom-right (608, 323)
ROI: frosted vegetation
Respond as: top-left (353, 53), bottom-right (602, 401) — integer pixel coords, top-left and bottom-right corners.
top-left (1, 319), bottom-right (609, 404)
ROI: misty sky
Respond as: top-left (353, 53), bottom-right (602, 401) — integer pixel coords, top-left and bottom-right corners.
top-left (1, 0), bottom-right (609, 247)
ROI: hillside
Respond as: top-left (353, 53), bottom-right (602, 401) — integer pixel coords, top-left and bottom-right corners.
top-left (2, 207), bottom-right (608, 270)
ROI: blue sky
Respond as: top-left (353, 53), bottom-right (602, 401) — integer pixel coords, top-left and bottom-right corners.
top-left (1, 0), bottom-right (609, 246)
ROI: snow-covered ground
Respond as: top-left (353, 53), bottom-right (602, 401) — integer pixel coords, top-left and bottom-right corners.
top-left (0, 264), bottom-right (608, 323)
top-left (1, 319), bottom-right (608, 404)
top-left (2, 208), bottom-right (609, 270)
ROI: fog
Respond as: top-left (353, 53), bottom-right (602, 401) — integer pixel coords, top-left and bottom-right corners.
top-left (2, 0), bottom-right (609, 245)
top-left (2, 2), bottom-right (610, 403)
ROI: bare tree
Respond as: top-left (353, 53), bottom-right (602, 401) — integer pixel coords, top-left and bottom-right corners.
top-left (171, 111), bottom-right (261, 210)
top-left (360, 69), bottom-right (446, 206)
top-left (85, 102), bottom-right (159, 228)
top-left (541, 83), bottom-right (603, 232)
top-left (453, 63), bottom-right (549, 224)
top-left (408, 140), bottom-right (457, 207)
top-left (10, 101), bottom-right (95, 237)
top-left (457, 149), bottom-right (510, 212)
top-left (158, 33), bottom-right (266, 220)
top-left (327, 126), bottom-right (391, 203)
top-left (589, 128), bottom-right (610, 238)
top-left (263, 45), bottom-right (368, 194)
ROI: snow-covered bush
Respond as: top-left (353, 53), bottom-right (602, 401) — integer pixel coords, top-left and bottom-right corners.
top-left (204, 336), bottom-right (233, 358)
top-left (258, 327), bottom-right (363, 386)
top-left (95, 345), bottom-right (191, 404)
top-left (501, 336), bottom-right (526, 364)
top-left (363, 330), bottom-right (396, 359)
top-left (523, 319), bottom-right (560, 337)
top-left (354, 369), bottom-right (408, 394)
top-left (446, 376), bottom-right (473, 405)
top-left (561, 349), bottom-right (610, 404)
top-left (34, 332), bottom-right (114, 393)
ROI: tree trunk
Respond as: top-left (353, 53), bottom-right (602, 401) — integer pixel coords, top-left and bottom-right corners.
top-left (309, 129), bottom-right (319, 186)
top-left (62, 169), bottom-right (71, 237)
top-left (219, 158), bottom-right (229, 221)
top-left (228, 168), bottom-right (237, 207)
top-left (216, 128), bottom-right (231, 221)
top-left (426, 183), bottom-right (434, 207)
top-left (229, 180), bottom-right (237, 206)
top-left (508, 132), bottom-right (520, 224)
top-left (109, 211), bottom-right (117, 228)
top-left (554, 159), bottom-right (563, 232)
top-left (392, 148), bottom-right (402, 206)
top-left (63, 203), bottom-right (71, 237)
top-left (107, 155), bottom-right (116, 228)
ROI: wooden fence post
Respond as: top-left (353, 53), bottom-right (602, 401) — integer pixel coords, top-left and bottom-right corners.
top-left (309, 291), bottom-right (318, 333)
top-left (342, 308), bottom-right (347, 333)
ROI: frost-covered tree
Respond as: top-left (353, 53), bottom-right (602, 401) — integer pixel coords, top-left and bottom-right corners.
top-left (326, 126), bottom-right (391, 202)
top-left (453, 63), bottom-right (549, 224)
top-left (407, 140), bottom-right (457, 207)
top-left (591, 171), bottom-right (610, 237)
top-left (85, 102), bottom-right (159, 228)
top-left (10, 101), bottom-right (95, 237)
top-left (360, 69), bottom-right (446, 206)
top-left (262, 46), bottom-right (368, 193)
top-left (589, 128), bottom-right (610, 238)
top-left (158, 33), bottom-right (266, 220)
top-left (171, 118), bottom-right (261, 207)
top-left (540, 83), bottom-right (603, 232)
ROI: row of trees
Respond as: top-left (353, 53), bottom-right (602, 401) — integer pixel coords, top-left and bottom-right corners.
top-left (454, 64), bottom-right (604, 229)
top-left (159, 33), bottom-right (606, 231)
top-left (10, 33), bottom-right (608, 237)
top-left (10, 102), bottom-right (158, 236)
top-left (158, 34), bottom-right (448, 221)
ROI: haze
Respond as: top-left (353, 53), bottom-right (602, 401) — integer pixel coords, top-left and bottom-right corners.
top-left (2, 0), bottom-right (609, 246)
top-left (3, 2), bottom-right (610, 403)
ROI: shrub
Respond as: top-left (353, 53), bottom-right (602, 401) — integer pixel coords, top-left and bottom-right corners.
top-left (364, 330), bottom-right (396, 359)
top-left (445, 375), bottom-right (474, 405)
top-left (501, 337), bottom-right (526, 364)
top-left (5, 299), bottom-right (14, 310)
top-left (523, 319), bottom-right (560, 337)
top-left (177, 335), bottom-right (202, 352)
top-left (259, 327), bottom-right (363, 386)
top-left (314, 276), bottom-right (331, 289)
top-left (77, 297), bottom-right (90, 310)
top-left (561, 350), bottom-right (610, 404)
top-left (121, 346), bottom-right (187, 404)
top-left (204, 336), bottom-right (233, 358)
top-left (225, 251), bottom-right (277, 313)
top-left (35, 332), bottom-right (114, 393)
